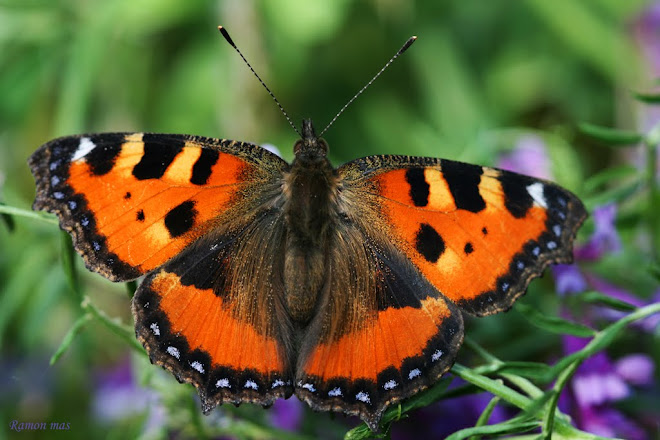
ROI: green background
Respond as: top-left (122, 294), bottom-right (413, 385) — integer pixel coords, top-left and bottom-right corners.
top-left (0, 1), bottom-right (657, 439)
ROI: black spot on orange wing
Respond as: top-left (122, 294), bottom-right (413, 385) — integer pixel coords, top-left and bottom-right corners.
top-left (124, 192), bottom-right (132, 199)
top-left (499, 172), bottom-right (534, 218)
top-left (191, 149), bottom-right (220, 185)
top-left (405, 168), bottom-right (429, 207)
top-left (85, 134), bottom-right (125, 175)
top-left (415, 223), bottom-right (445, 263)
top-left (164, 201), bottom-right (197, 238)
top-left (136, 209), bottom-right (145, 222)
top-left (132, 134), bottom-right (184, 180)
top-left (464, 242), bottom-right (474, 254)
top-left (441, 159), bottom-right (486, 213)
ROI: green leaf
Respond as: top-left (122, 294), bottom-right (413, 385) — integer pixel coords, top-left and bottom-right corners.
top-left (515, 303), bottom-right (596, 337)
top-left (60, 230), bottom-right (82, 301)
top-left (584, 180), bottom-right (643, 210)
top-left (81, 296), bottom-right (146, 354)
top-left (451, 363), bottom-right (531, 410)
top-left (542, 360), bottom-right (579, 439)
top-left (583, 165), bottom-right (640, 194)
top-left (0, 203), bottom-right (59, 225)
top-left (494, 361), bottom-right (553, 381)
top-left (578, 290), bottom-right (636, 311)
top-left (520, 390), bottom-right (556, 419)
top-left (445, 419), bottom-right (539, 440)
top-left (549, 302), bottom-right (660, 379)
top-left (578, 122), bottom-right (642, 146)
top-left (580, 303), bottom-right (660, 354)
top-left (633, 90), bottom-right (660, 104)
top-left (50, 313), bottom-right (93, 365)
top-left (0, 203), bottom-right (15, 231)
top-left (474, 395), bottom-right (500, 434)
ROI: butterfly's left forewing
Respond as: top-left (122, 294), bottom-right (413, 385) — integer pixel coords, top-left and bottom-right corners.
top-left (29, 133), bottom-right (286, 281)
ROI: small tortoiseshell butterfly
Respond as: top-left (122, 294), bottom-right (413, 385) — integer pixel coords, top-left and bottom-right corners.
top-left (28, 30), bottom-right (586, 431)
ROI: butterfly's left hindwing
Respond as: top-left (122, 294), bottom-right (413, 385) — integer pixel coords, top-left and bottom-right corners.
top-left (133, 209), bottom-right (294, 409)
top-left (340, 155), bottom-right (587, 316)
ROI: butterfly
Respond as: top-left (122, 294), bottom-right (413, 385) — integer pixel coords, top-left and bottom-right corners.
top-left (28, 31), bottom-right (587, 432)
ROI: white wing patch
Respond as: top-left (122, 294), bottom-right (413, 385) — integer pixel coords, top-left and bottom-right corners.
top-left (526, 182), bottom-right (548, 208)
top-left (72, 137), bottom-right (96, 161)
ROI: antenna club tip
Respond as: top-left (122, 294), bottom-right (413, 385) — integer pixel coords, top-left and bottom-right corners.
top-left (217, 25), bottom-right (236, 47)
top-left (400, 36), bottom-right (417, 53)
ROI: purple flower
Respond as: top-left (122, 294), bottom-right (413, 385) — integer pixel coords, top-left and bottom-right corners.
top-left (560, 335), bottom-right (654, 440)
top-left (575, 204), bottom-right (622, 261)
top-left (93, 357), bottom-right (164, 432)
top-left (269, 398), bottom-right (304, 431)
top-left (497, 134), bottom-right (552, 179)
top-left (585, 275), bottom-right (660, 332)
top-left (552, 264), bottom-right (588, 295)
top-left (390, 381), bottom-right (512, 439)
top-left (579, 406), bottom-right (648, 440)
top-left (552, 203), bottom-right (627, 301)
top-left (614, 354), bottom-right (655, 386)
top-left (571, 368), bottom-right (629, 408)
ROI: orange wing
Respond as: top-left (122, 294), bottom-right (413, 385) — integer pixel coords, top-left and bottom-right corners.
top-left (295, 215), bottom-right (464, 431)
top-left (31, 132), bottom-right (294, 406)
top-left (343, 155), bottom-right (587, 316)
top-left (133, 211), bottom-right (294, 409)
top-left (29, 133), bottom-right (287, 281)
top-left (295, 155), bottom-right (586, 430)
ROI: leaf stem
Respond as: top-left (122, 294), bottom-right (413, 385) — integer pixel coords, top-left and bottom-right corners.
top-left (645, 121), bottom-right (660, 262)
top-left (81, 296), bottom-right (145, 354)
top-left (0, 204), bottom-right (59, 225)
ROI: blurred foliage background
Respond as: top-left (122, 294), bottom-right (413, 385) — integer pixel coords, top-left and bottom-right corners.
top-left (1, 1), bottom-right (659, 439)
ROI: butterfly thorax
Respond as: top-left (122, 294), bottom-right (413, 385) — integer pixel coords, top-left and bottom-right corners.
top-left (283, 120), bottom-right (337, 323)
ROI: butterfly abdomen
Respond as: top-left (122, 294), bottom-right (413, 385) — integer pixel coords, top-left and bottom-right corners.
top-left (282, 152), bottom-right (338, 323)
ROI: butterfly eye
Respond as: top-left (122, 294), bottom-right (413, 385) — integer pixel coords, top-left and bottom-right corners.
top-left (293, 140), bottom-right (304, 155)
top-left (317, 138), bottom-right (329, 155)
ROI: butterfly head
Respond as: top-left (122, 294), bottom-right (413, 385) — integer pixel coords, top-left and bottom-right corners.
top-left (294, 119), bottom-right (328, 160)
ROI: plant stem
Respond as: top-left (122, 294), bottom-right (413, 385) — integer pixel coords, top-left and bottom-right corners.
top-left (644, 121), bottom-right (660, 262)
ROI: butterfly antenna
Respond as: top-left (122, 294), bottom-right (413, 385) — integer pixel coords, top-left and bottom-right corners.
top-left (218, 26), bottom-right (301, 137)
top-left (318, 35), bottom-right (417, 137)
